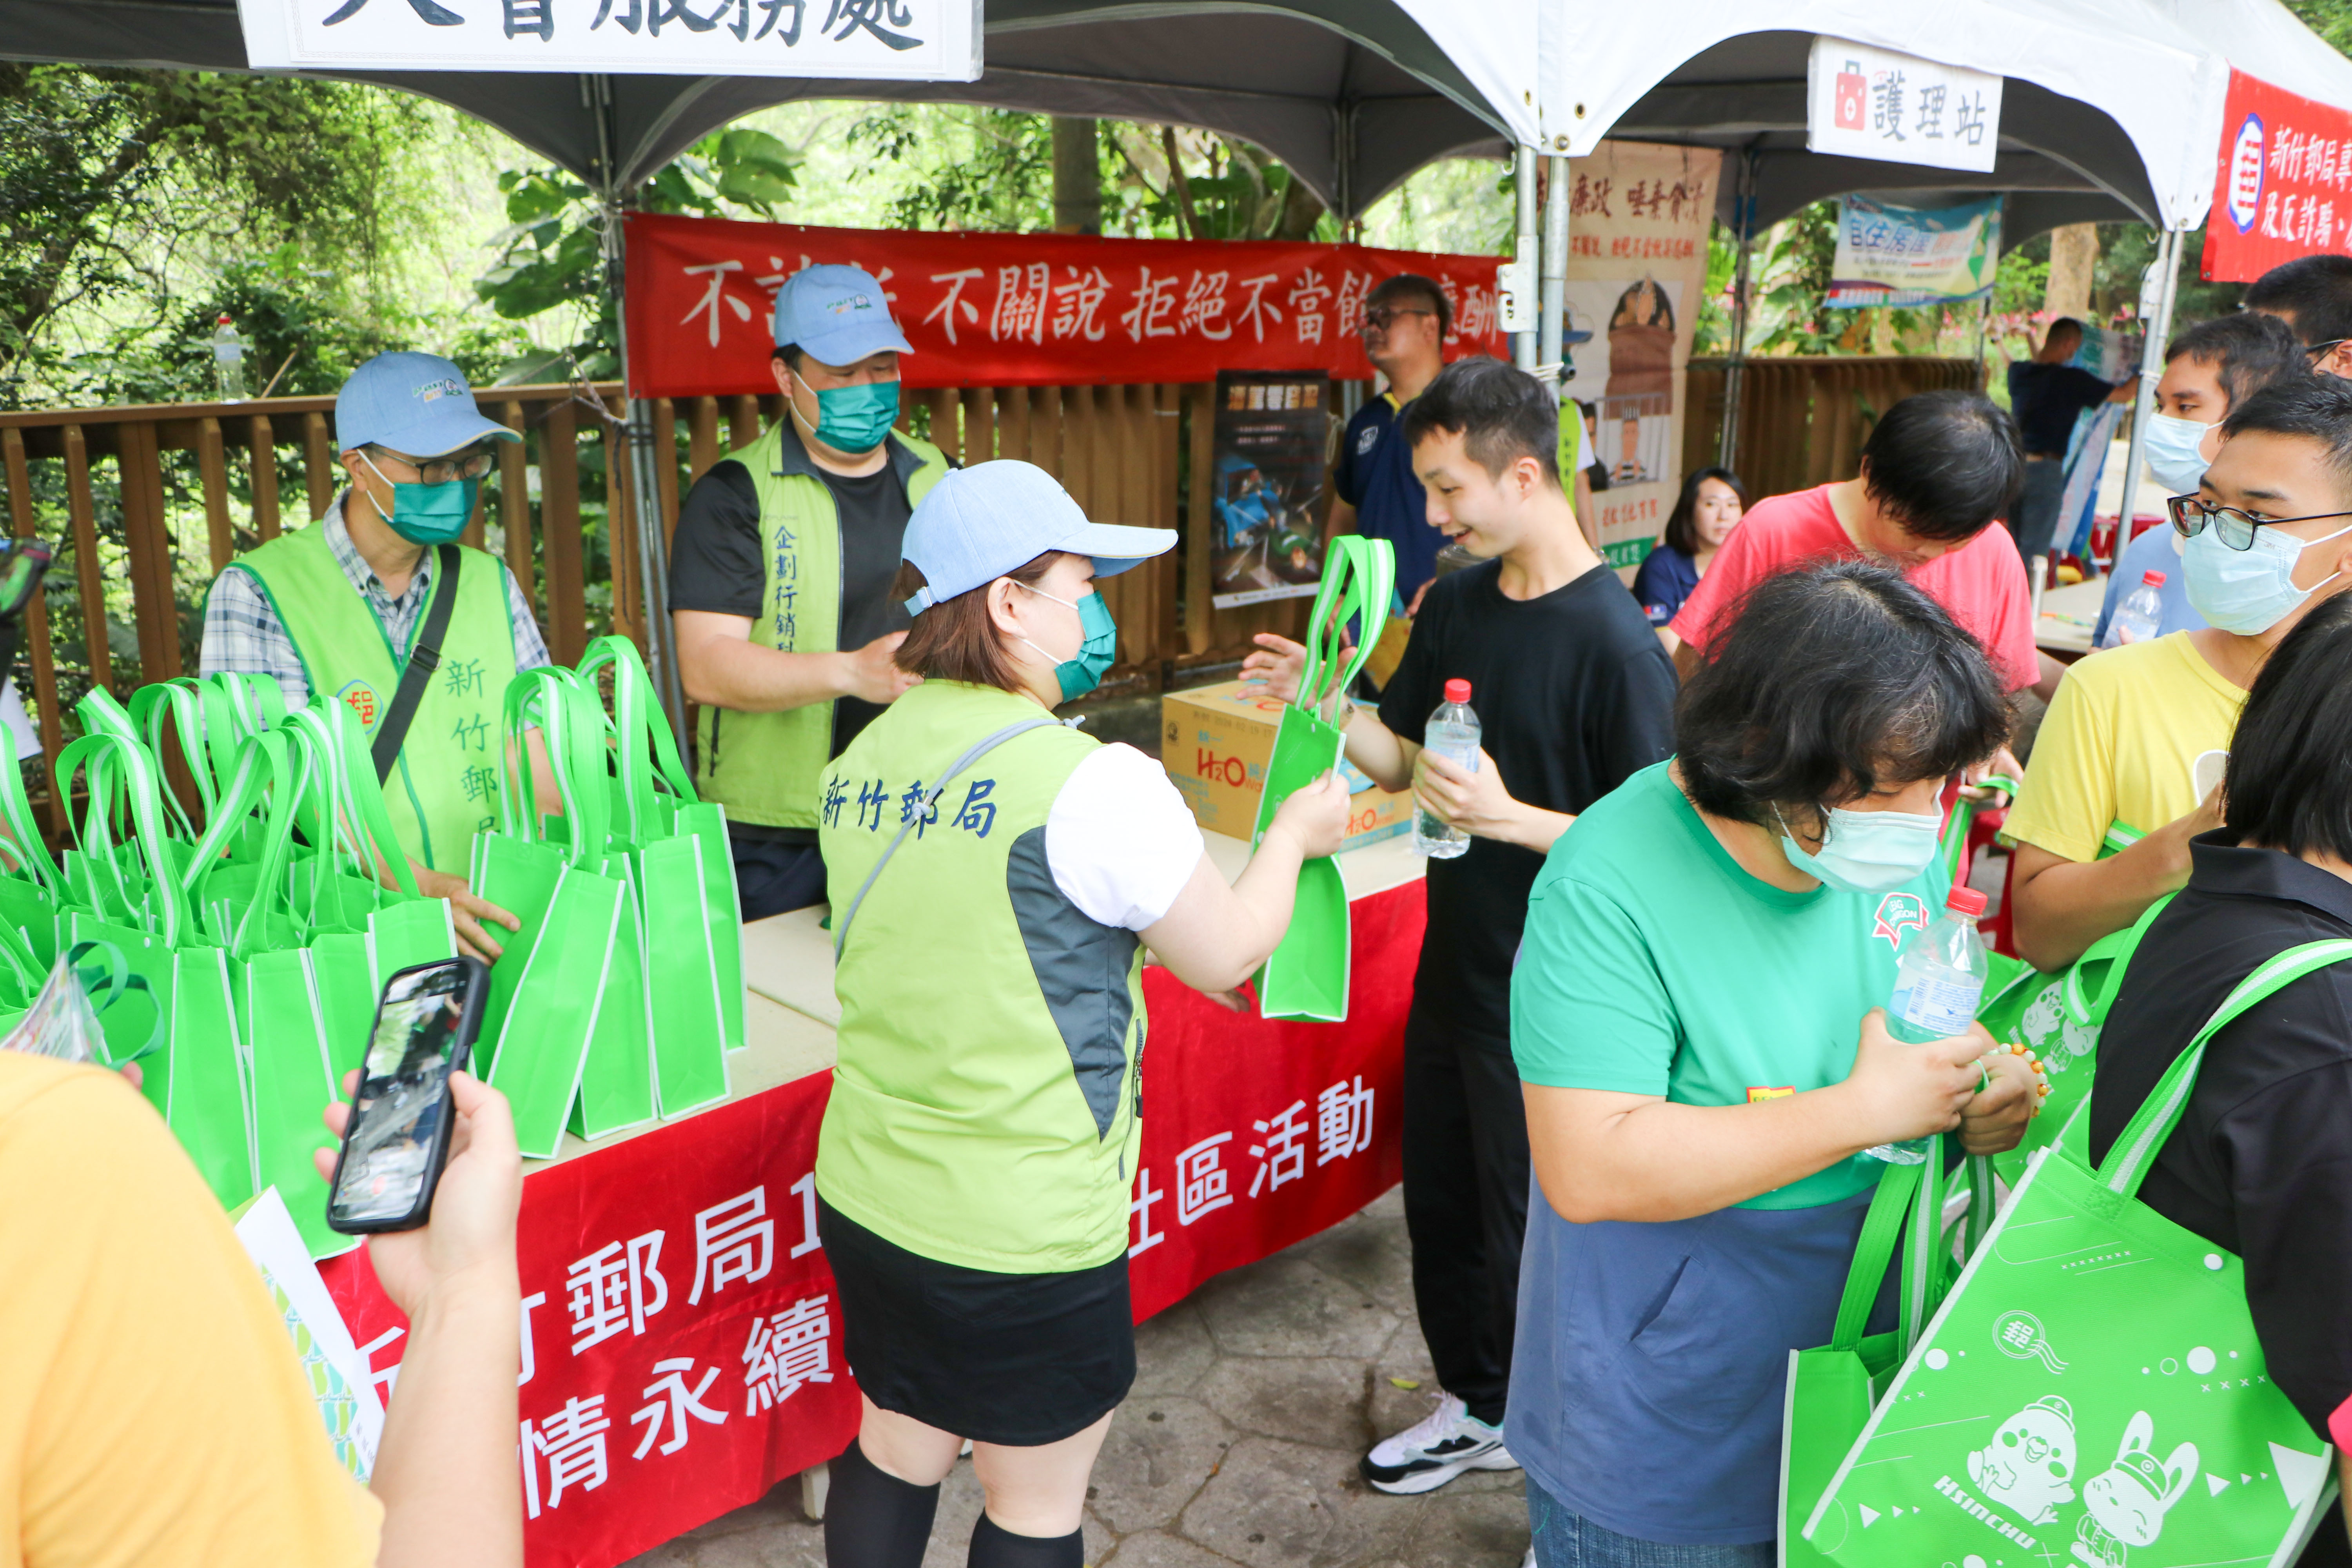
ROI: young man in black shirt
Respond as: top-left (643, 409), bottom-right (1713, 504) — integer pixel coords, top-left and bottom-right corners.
top-left (1242, 357), bottom-right (1678, 1495)
top-left (668, 265), bottom-right (951, 919)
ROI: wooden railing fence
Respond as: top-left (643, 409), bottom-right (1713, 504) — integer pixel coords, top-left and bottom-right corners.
top-left (0, 380), bottom-right (1317, 829)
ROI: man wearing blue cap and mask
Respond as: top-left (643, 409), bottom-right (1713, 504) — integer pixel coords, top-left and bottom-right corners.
top-left (200, 350), bottom-right (554, 962)
top-left (669, 263), bottom-right (951, 919)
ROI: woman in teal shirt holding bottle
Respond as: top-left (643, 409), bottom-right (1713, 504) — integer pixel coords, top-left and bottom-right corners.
top-left (1507, 562), bottom-right (2042, 1568)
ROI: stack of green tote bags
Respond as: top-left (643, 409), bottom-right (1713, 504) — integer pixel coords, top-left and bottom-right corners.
top-left (0, 639), bottom-right (744, 1258)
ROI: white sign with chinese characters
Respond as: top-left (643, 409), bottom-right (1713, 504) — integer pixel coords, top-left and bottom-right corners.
top-left (1806, 36), bottom-right (2002, 174)
top-left (237, 0), bottom-right (982, 77)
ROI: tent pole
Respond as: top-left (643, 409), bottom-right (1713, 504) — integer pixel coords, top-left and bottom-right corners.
top-left (1537, 152), bottom-right (1570, 383)
top-left (2110, 225), bottom-right (2183, 578)
top-left (1718, 147), bottom-right (1757, 470)
top-left (1513, 145), bottom-right (1539, 372)
top-left (591, 73), bottom-right (690, 750)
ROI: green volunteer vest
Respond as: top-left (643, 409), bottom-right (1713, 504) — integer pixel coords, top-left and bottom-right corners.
top-left (216, 522), bottom-right (518, 873)
top-left (815, 680), bottom-right (1147, 1274)
top-left (695, 421), bottom-right (950, 830)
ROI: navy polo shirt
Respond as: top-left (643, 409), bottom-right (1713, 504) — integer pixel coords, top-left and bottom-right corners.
top-left (1335, 392), bottom-right (1443, 605)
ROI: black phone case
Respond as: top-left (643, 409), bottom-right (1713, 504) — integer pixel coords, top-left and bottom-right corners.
top-left (325, 955), bottom-right (491, 1236)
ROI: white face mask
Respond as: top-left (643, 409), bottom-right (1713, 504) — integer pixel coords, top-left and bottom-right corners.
top-left (2182, 517), bottom-right (2352, 635)
top-left (2143, 413), bottom-right (2218, 497)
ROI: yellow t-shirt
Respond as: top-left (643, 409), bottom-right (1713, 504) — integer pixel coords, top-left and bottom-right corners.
top-left (2003, 632), bottom-right (2245, 864)
top-left (0, 1054), bottom-right (381, 1568)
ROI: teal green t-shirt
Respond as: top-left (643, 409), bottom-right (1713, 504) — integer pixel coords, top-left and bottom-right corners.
top-left (1510, 761), bottom-right (1950, 1210)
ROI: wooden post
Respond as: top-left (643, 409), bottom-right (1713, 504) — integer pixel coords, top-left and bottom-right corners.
top-left (1183, 383), bottom-right (1216, 657)
top-left (606, 416), bottom-right (641, 649)
top-left (960, 387), bottom-right (995, 465)
top-left (196, 417), bottom-right (234, 573)
top-left (118, 421), bottom-right (182, 681)
top-left (499, 401), bottom-right (535, 624)
top-left (0, 428), bottom-right (64, 832)
top-left (727, 395), bottom-right (761, 452)
top-left (688, 397), bottom-right (720, 482)
top-left (653, 398), bottom-right (683, 551)
top-left (541, 399), bottom-right (587, 666)
top-left (303, 410), bottom-right (336, 522)
top-left (62, 426), bottom-right (111, 695)
top-left (249, 414), bottom-right (281, 541)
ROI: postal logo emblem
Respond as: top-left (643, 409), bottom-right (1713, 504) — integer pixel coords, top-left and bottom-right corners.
top-left (1873, 891), bottom-right (1930, 948)
top-left (1746, 1086), bottom-right (1795, 1103)
top-left (336, 679), bottom-right (379, 728)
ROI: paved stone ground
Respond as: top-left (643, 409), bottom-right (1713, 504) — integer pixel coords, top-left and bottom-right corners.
top-left (622, 1186), bottom-right (1530, 1568)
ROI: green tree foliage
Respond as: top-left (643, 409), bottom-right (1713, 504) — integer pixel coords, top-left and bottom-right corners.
top-left (0, 65), bottom-right (430, 405)
top-left (474, 127), bottom-right (799, 381)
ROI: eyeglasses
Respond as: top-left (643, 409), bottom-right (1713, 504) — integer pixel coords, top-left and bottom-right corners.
top-left (372, 446), bottom-right (495, 486)
top-left (2167, 492), bottom-right (2352, 551)
top-left (2306, 338), bottom-right (2349, 361)
top-left (1360, 305), bottom-right (1434, 336)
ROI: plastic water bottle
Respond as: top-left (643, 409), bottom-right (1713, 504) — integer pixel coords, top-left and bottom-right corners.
top-left (1414, 678), bottom-right (1478, 859)
top-left (211, 314), bottom-right (246, 402)
top-left (1866, 884), bottom-right (1991, 1165)
top-left (2101, 569), bottom-right (2166, 648)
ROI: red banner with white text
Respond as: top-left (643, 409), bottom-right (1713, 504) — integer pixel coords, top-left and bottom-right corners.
top-left (2202, 68), bottom-right (2352, 283)
top-left (622, 212), bottom-right (1507, 396)
top-left (316, 884), bottom-right (1420, 1568)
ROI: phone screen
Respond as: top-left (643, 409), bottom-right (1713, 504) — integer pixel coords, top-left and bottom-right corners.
top-left (330, 959), bottom-right (474, 1228)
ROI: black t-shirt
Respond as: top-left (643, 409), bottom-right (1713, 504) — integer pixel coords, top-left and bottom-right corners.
top-left (2088, 837), bottom-right (2352, 1440)
top-left (667, 427), bottom-right (921, 843)
top-left (2006, 361), bottom-right (2115, 457)
top-left (1376, 559), bottom-right (1679, 1047)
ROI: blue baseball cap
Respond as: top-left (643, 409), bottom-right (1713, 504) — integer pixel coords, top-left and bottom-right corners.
top-left (902, 461), bottom-right (1175, 615)
top-left (775, 264), bottom-right (915, 366)
top-left (334, 352), bottom-right (519, 457)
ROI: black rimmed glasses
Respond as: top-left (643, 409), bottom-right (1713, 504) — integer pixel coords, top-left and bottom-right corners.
top-left (2167, 492), bottom-right (2352, 551)
top-left (372, 447), bottom-right (495, 486)
top-left (1359, 305), bottom-right (1434, 336)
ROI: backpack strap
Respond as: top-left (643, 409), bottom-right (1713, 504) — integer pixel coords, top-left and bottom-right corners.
top-left (2099, 938), bottom-right (2352, 1196)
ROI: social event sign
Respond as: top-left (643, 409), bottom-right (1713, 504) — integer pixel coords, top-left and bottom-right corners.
top-left (621, 212), bottom-right (1507, 396)
top-left (237, 0), bottom-right (981, 76)
top-left (2201, 67), bottom-right (2352, 283)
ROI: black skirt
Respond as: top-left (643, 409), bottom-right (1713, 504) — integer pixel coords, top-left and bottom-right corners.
top-left (817, 1195), bottom-right (1136, 1446)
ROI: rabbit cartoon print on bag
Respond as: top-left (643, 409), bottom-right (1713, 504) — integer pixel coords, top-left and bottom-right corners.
top-left (2071, 1414), bottom-right (2199, 1568)
top-left (1970, 1396), bottom-right (2079, 1526)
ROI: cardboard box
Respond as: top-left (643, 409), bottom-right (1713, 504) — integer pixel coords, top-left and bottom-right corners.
top-left (1160, 679), bottom-right (1413, 849)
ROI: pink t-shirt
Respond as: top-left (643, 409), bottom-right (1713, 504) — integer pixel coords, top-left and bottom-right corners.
top-left (1667, 484), bottom-right (2039, 691)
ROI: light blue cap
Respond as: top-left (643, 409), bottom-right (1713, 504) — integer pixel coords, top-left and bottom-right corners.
top-left (334, 351), bottom-right (519, 457)
top-left (902, 461), bottom-right (1175, 615)
top-left (775, 264), bottom-right (915, 365)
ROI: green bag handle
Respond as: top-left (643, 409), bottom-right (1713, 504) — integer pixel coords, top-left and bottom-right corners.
top-left (1828, 1160), bottom-right (1924, 1350)
top-left (498, 666), bottom-right (607, 869)
top-left (1294, 537), bottom-right (1395, 724)
top-left (53, 730), bottom-right (189, 950)
top-left (2098, 937), bottom-right (2352, 1198)
top-left (74, 685), bottom-right (141, 747)
top-left (284, 697), bottom-right (423, 903)
top-left (127, 679), bottom-right (216, 838)
top-left (1827, 1138), bottom-right (1956, 1358)
top-left (577, 635), bottom-right (698, 843)
top-left (182, 730), bottom-right (308, 955)
top-left (0, 710), bottom-right (58, 894)
top-left (1894, 1135), bottom-right (1947, 1360)
top-left (2060, 886), bottom-right (2174, 1027)
top-left (62, 938), bottom-right (167, 1067)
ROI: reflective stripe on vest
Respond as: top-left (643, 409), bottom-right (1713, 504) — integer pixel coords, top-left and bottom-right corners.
top-left (693, 421), bottom-right (949, 831)
top-left (814, 680), bottom-right (1145, 1274)
top-left (216, 522), bottom-right (519, 871)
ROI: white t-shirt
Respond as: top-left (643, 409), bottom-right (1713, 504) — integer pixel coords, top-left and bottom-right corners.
top-left (1044, 742), bottom-right (1205, 931)
top-left (0, 679), bottom-right (39, 762)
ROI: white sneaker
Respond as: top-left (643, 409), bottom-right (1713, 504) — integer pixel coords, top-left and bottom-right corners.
top-left (1522, 1549), bottom-right (1537, 1568)
top-left (1359, 1392), bottom-right (1519, 1495)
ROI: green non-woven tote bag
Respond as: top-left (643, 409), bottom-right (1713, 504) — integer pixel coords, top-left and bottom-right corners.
top-left (579, 635), bottom-right (732, 1107)
top-left (1782, 1145), bottom-right (1986, 1568)
top-left (1248, 535), bottom-right (1394, 1024)
top-left (1802, 940), bottom-right (2352, 1568)
top-left (0, 706), bottom-right (62, 969)
top-left (478, 667), bottom-right (625, 1158)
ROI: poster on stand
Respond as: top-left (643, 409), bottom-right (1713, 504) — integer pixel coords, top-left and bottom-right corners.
top-left (1209, 371), bottom-right (1332, 609)
top-left (1555, 140), bottom-right (1722, 571)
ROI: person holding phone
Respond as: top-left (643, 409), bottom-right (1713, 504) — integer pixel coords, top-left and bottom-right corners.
top-left (0, 1045), bottom-right (524, 1566)
top-left (811, 460), bottom-right (1350, 1568)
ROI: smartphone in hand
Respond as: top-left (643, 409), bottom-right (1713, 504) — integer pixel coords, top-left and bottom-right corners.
top-left (327, 956), bottom-right (490, 1235)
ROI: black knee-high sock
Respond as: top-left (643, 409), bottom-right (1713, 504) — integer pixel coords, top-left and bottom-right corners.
top-left (966, 1510), bottom-right (1083, 1568)
top-left (823, 1437), bottom-right (940, 1568)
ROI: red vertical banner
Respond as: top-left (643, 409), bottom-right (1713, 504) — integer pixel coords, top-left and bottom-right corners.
top-left (622, 212), bottom-right (1506, 396)
top-left (2202, 67), bottom-right (2352, 283)
top-left (321, 1071), bottom-right (860, 1568)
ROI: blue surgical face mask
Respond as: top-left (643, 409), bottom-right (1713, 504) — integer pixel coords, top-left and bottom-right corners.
top-left (1019, 583), bottom-right (1118, 702)
top-left (358, 452), bottom-right (477, 546)
top-left (1775, 801), bottom-right (1945, 895)
top-left (2142, 413), bottom-right (2217, 496)
top-left (795, 376), bottom-right (900, 454)
top-left (2182, 517), bottom-right (2352, 635)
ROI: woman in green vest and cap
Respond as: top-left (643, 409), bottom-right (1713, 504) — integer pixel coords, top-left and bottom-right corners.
top-left (813, 459), bottom-right (1350, 1568)
top-left (200, 350), bottom-right (557, 962)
